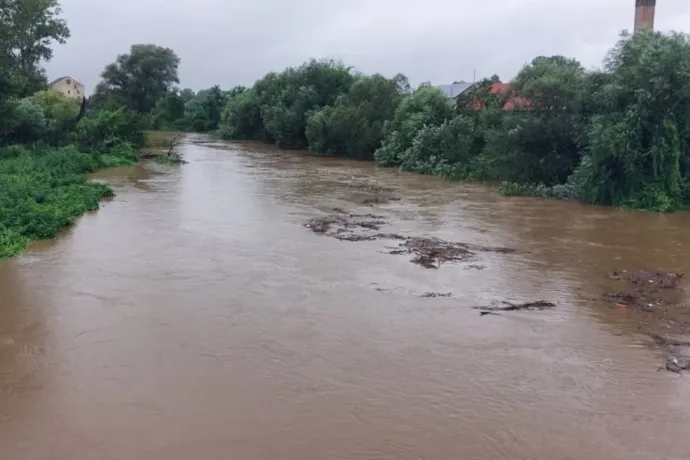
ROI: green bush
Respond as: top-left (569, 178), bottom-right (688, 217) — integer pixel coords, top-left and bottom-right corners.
top-left (74, 107), bottom-right (145, 153)
top-left (0, 145), bottom-right (117, 259)
top-left (305, 74), bottom-right (406, 160)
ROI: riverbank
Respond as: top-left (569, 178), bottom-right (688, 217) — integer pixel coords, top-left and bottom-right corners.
top-left (0, 145), bottom-right (139, 260)
top-left (0, 131), bottom-right (188, 261)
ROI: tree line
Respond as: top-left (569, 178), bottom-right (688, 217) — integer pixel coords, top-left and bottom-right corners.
top-left (77, 23), bottom-right (690, 213)
top-left (156, 30), bottom-right (683, 213)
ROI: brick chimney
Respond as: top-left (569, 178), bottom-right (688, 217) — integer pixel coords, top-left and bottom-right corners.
top-left (635, 0), bottom-right (656, 31)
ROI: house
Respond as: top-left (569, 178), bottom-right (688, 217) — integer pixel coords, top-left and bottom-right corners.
top-left (49, 76), bottom-right (84, 100)
top-left (468, 83), bottom-right (530, 111)
top-left (487, 83), bottom-right (530, 110)
top-left (434, 81), bottom-right (475, 99)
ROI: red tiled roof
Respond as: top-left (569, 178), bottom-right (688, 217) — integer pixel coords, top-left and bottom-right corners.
top-left (489, 83), bottom-right (530, 110)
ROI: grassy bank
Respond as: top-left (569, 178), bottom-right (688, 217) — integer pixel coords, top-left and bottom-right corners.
top-left (144, 130), bottom-right (180, 148)
top-left (0, 145), bottom-right (134, 259)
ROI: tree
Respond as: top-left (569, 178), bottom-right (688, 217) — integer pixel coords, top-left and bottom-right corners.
top-left (179, 88), bottom-right (195, 102)
top-left (92, 44), bottom-right (180, 114)
top-left (306, 74), bottom-right (406, 159)
top-left (0, 0), bottom-right (70, 96)
top-left (152, 92), bottom-right (185, 129)
top-left (578, 30), bottom-right (690, 210)
top-left (479, 55), bottom-right (587, 185)
top-left (374, 85), bottom-right (454, 167)
top-left (218, 88), bottom-right (264, 140)
top-left (0, 0), bottom-right (70, 141)
top-left (180, 85), bottom-right (226, 132)
top-left (246, 59), bottom-right (355, 148)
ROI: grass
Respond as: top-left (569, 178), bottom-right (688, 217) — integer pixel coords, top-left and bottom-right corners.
top-left (144, 130), bottom-right (180, 148)
top-left (0, 145), bottom-right (124, 260)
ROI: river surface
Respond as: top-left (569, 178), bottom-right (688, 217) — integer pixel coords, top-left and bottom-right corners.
top-left (1, 135), bottom-right (690, 459)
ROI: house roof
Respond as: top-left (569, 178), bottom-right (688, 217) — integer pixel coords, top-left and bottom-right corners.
top-left (48, 76), bottom-right (83, 87)
top-left (488, 83), bottom-right (530, 110)
top-left (434, 81), bottom-right (474, 99)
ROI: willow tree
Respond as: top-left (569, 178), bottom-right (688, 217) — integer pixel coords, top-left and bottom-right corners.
top-left (579, 31), bottom-right (690, 211)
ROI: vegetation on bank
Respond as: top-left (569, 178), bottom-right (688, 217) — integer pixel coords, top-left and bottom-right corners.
top-left (3, 1), bottom-right (690, 263)
top-left (168, 29), bottom-right (686, 212)
top-left (0, 0), bottom-right (145, 259)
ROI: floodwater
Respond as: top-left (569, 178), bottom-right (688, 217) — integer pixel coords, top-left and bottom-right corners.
top-left (1, 135), bottom-right (690, 460)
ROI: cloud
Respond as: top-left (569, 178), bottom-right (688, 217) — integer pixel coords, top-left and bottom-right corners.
top-left (45, 0), bottom-right (690, 93)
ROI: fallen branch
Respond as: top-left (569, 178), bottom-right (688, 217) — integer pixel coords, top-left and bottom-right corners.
top-left (474, 300), bottom-right (556, 312)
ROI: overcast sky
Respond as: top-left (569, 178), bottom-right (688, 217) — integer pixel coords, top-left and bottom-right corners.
top-left (45, 0), bottom-right (690, 94)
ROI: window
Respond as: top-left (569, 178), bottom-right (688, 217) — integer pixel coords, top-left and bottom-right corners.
top-left (68, 90), bottom-right (71, 95)
top-left (66, 79), bottom-right (71, 85)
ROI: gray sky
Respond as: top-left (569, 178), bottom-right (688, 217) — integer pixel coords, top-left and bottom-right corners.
top-left (45, 0), bottom-right (690, 94)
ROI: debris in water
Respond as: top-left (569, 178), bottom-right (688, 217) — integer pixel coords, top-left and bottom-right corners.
top-left (387, 236), bottom-right (517, 269)
top-left (648, 333), bottom-right (690, 347)
top-left (665, 352), bottom-right (690, 373)
top-left (601, 291), bottom-right (668, 312)
top-left (474, 300), bottom-right (556, 313)
top-left (479, 311), bottom-right (502, 317)
top-left (609, 270), bottom-right (684, 289)
top-left (418, 292), bottom-right (452, 298)
top-left (305, 213), bottom-right (393, 242)
top-left (360, 195), bottom-right (400, 206)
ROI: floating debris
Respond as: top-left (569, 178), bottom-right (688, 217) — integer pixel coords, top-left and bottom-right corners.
top-left (665, 352), bottom-right (690, 374)
top-left (305, 213), bottom-right (400, 242)
top-left (609, 270), bottom-right (684, 289)
top-left (387, 237), bottom-right (517, 269)
top-left (601, 291), bottom-right (668, 312)
top-left (474, 300), bottom-right (556, 313)
top-left (418, 292), bottom-right (452, 298)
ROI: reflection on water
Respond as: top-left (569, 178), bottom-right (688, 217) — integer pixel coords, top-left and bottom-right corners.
top-left (1, 136), bottom-right (690, 460)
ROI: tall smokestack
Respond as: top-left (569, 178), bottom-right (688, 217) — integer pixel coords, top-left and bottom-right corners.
top-left (635, 0), bottom-right (656, 31)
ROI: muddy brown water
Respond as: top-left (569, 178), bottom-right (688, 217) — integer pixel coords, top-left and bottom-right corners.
top-left (2, 135), bottom-right (690, 460)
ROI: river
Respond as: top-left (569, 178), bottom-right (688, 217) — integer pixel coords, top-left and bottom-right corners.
top-left (1, 135), bottom-right (690, 459)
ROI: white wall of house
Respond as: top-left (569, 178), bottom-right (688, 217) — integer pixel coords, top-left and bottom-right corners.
top-left (50, 77), bottom-right (84, 100)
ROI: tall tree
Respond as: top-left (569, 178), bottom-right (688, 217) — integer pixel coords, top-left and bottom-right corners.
top-left (93, 44), bottom-right (180, 114)
top-left (0, 0), bottom-right (69, 138)
top-left (0, 0), bottom-right (70, 96)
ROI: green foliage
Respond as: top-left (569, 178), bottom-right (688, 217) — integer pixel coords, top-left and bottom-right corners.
top-left (219, 88), bottom-right (265, 140)
top-left (305, 74), bottom-right (405, 159)
top-left (152, 92), bottom-right (186, 130)
top-left (373, 85), bottom-right (454, 167)
top-left (0, 0), bottom-right (71, 141)
top-left (218, 59), bottom-right (355, 148)
top-left (580, 30), bottom-right (690, 210)
top-left (91, 44), bottom-right (180, 114)
top-left (0, 145), bottom-right (129, 259)
top-left (0, 0), bottom-right (70, 97)
top-left (74, 106), bottom-right (145, 153)
top-left (182, 85), bottom-right (226, 132)
top-left (0, 2), bottom-right (155, 260)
